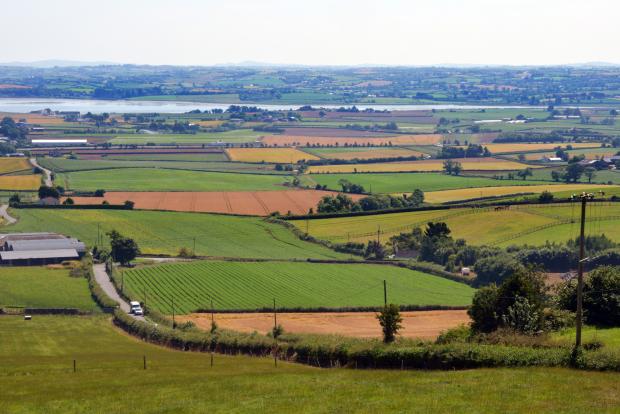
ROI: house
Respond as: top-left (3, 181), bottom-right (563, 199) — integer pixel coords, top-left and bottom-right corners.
top-left (541, 156), bottom-right (563, 162)
top-left (0, 232), bottom-right (86, 266)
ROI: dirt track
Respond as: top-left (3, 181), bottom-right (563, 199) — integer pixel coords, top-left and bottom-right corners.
top-left (65, 190), bottom-right (363, 216)
top-left (179, 310), bottom-right (470, 340)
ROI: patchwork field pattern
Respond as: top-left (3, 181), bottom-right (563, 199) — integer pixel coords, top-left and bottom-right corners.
top-left (120, 260), bottom-right (475, 313)
top-left (226, 147), bottom-right (320, 163)
top-left (65, 190), bottom-right (363, 216)
top-left (307, 158), bottom-right (536, 173)
top-left (260, 134), bottom-right (443, 147)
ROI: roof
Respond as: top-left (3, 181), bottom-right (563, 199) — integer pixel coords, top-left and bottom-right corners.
top-left (6, 238), bottom-right (86, 253)
top-left (0, 249), bottom-right (79, 261)
top-left (0, 232), bottom-right (66, 243)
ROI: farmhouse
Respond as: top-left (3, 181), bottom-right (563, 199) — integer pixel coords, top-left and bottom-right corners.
top-left (0, 232), bottom-right (85, 266)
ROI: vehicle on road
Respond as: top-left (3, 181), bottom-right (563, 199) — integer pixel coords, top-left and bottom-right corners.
top-left (129, 301), bottom-right (143, 316)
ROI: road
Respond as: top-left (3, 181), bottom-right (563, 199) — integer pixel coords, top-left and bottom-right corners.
top-left (0, 204), bottom-right (17, 224)
top-left (92, 263), bottom-right (145, 321)
top-left (29, 157), bottom-right (53, 187)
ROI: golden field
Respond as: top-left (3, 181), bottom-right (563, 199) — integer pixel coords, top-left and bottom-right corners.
top-left (316, 148), bottom-right (426, 160)
top-left (226, 147), bottom-right (320, 163)
top-left (307, 158), bottom-right (536, 173)
top-left (0, 158), bottom-right (31, 174)
top-left (0, 174), bottom-right (41, 190)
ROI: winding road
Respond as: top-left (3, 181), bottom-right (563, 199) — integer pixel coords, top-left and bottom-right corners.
top-left (0, 204), bottom-right (17, 225)
top-left (92, 263), bottom-right (145, 321)
top-left (29, 157), bottom-right (53, 187)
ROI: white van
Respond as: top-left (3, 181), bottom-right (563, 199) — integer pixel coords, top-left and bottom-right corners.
top-left (129, 301), bottom-right (143, 316)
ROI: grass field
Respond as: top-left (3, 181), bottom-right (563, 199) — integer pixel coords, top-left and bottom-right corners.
top-left (296, 203), bottom-right (620, 246)
top-left (5, 208), bottom-right (348, 259)
top-left (307, 158), bottom-right (536, 174)
top-left (0, 158), bottom-right (31, 174)
top-left (59, 168), bottom-right (289, 191)
top-left (0, 266), bottom-right (98, 311)
top-left (0, 174), bottom-right (41, 190)
top-left (2, 316), bottom-right (618, 413)
top-left (226, 147), bottom-right (320, 163)
top-left (119, 260), bottom-right (474, 313)
top-left (110, 129), bottom-right (266, 145)
top-left (304, 172), bottom-right (552, 194)
top-left (305, 147), bottom-right (426, 160)
top-left (104, 153), bottom-right (228, 162)
top-left (480, 143), bottom-right (602, 154)
top-left (423, 183), bottom-right (617, 203)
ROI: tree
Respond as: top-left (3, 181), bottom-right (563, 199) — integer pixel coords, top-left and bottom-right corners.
top-left (8, 193), bottom-right (20, 207)
top-left (474, 253), bottom-right (522, 286)
top-left (564, 162), bottom-right (584, 183)
top-left (584, 167), bottom-right (596, 183)
top-left (377, 304), bottom-right (403, 343)
top-left (442, 159), bottom-right (454, 175)
top-left (551, 170), bottom-right (562, 182)
top-left (38, 185), bottom-right (59, 200)
top-left (468, 285), bottom-right (500, 333)
top-left (411, 189), bottom-right (424, 206)
top-left (517, 168), bottom-right (533, 181)
top-left (107, 230), bottom-right (140, 266)
top-left (123, 200), bottom-right (135, 209)
top-left (364, 240), bottom-right (386, 260)
top-left (424, 222), bottom-right (451, 239)
top-left (538, 191), bottom-right (554, 203)
top-left (451, 161), bottom-right (463, 176)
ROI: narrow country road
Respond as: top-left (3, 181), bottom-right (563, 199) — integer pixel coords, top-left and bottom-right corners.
top-left (92, 263), bottom-right (145, 321)
top-left (0, 204), bottom-right (17, 225)
top-left (29, 157), bottom-right (53, 187)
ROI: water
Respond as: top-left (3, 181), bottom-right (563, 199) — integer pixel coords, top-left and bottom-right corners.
top-left (0, 98), bottom-right (547, 114)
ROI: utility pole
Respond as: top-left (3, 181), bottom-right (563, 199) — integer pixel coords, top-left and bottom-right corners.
top-left (273, 298), bottom-right (278, 368)
top-left (97, 223), bottom-right (100, 246)
top-left (574, 192), bottom-right (595, 349)
top-left (377, 225), bottom-right (381, 244)
top-left (383, 280), bottom-right (387, 307)
top-left (172, 297), bottom-right (176, 328)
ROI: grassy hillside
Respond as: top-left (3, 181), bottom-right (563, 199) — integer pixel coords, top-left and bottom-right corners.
top-left (296, 203), bottom-right (620, 246)
top-left (119, 260), bottom-right (475, 313)
top-left (58, 168), bottom-right (290, 191)
top-left (5, 208), bottom-right (348, 259)
top-left (1, 316), bottom-right (619, 413)
top-left (0, 266), bottom-right (97, 311)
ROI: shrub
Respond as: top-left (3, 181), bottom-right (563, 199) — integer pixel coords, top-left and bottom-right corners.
top-left (377, 304), bottom-right (403, 343)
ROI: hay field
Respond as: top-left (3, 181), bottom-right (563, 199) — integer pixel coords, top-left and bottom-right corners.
top-left (226, 148), bottom-right (319, 163)
top-left (307, 158), bottom-right (535, 173)
top-left (0, 158), bottom-right (31, 174)
top-left (260, 134), bottom-right (442, 147)
top-left (0, 175), bottom-right (41, 190)
top-left (481, 143), bottom-right (601, 154)
top-left (424, 183), bottom-right (617, 203)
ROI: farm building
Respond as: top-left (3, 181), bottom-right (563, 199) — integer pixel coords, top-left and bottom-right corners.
top-left (0, 232), bottom-right (86, 266)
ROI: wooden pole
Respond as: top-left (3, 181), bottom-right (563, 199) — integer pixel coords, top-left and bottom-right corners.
top-left (143, 355), bottom-right (147, 370)
top-left (383, 280), bottom-right (387, 307)
top-left (576, 194), bottom-right (588, 349)
top-left (273, 298), bottom-right (278, 367)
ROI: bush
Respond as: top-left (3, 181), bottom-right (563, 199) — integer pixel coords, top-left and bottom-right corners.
top-left (474, 254), bottom-right (523, 286)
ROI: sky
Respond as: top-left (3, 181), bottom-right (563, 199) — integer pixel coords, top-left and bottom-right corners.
top-left (2, 0), bottom-right (619, 66)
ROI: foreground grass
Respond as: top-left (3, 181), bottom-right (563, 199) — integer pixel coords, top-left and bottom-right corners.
top-left (120, 260), bottom-right (474, 313)
top-left (0, 266), bottom-right (98, 311)
top-left (1, 316), bottom-right (618, 413)
top-left (5, 208), bottom-right (348, 259)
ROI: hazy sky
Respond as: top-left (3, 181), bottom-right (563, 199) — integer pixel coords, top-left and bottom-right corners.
top-left (2, 0), bottom-right (619, 66)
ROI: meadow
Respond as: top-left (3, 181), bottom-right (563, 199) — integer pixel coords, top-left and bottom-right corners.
top-left (480, 142), bottom-right (602, 154)
top-left (0, 266), bottom-right (98, 311)
top-left (110, 129), bottom-right (266, 145)
top-left (119, 260), bottom-right (474, 313)
top-left (58, 168), bottom-right (290, 191)
top-left (226, 147), bottom-right (320, 163)
top-left (104, 153), bottom-right (228, 162)
top-left (307, 158), bottom-right (535, 174)
top-left (1, 316), bottom-right (618, 413)
top-left (304, 172), bottom-right (552, 194)
top-left (0, 157), bottom-right (31, 174)
top-left (295, 203), bottom-right (620, 246)
top-left (5, 208), bottom-right (348, 259)
top-left (0, 174), bottom-right (41, 190)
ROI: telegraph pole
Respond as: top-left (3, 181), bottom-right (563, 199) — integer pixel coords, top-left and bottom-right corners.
top-left (383, 280), bottom-right (387, 307)
top-left (574, 192), bottom-right (595, 349)
top-left (273, 298), bottom-right (278, 367)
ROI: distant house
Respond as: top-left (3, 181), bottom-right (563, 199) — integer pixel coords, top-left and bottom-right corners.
top-left (0, 232), bottom-right (86, 266)
top-left (541, 156), bottom-right (563, 162)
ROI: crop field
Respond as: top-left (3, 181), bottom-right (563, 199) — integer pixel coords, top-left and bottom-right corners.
top-left (307, 158), bottom-right (536, 174)
top-left (38, 157), bottom-right (279, 174)
top-left (260, 134), bottom-right (443, 147)
top-left (5, 208), bottom-right (348, 259)
top-left (0, 266), bottom-right (98, 311)
top-left (480, 143), bottom-right (602, 154)
top-left (104, 153), bottom-right (228, 162)
top-left (519, 148), bottom-right (619, 161)
top-left (2, 316), bottom-right (618, 413)
top-left (110, 129), bottom-right (266, 144)
top-left (65, 190), bottom-right (363, 216)
top-left (423, 183), bottom-right (617, 203)
top-left (0, 174), bottom-right (41, 190)
top-left (0, 158), bottom-right (31, 174)
top-left (304, 172), bottom-right (551, 194)
top-left (226, 147), bottom-right (320, 163)
top-left (59, 168), bottom-right (289, 191)
top-left (305, 147), bottom-right (426, 160)
top-left (0, 112), bottom-right (67, 125)
top-left (296, 203), bottom-right (620, 246)
top-left (119, 260), bottom-right (475, 313)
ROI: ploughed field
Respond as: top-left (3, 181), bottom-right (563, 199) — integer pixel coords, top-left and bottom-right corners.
top-left (119, 260), bottom-right (475, 313)
top-left (296, 202), bottom-right (620, 246)
top-left (2, 316), bottom-right (618, 413)
top-left (65, 190), bottom-right (364, 216)
top-left (6, 208), bottom-right (348, 259)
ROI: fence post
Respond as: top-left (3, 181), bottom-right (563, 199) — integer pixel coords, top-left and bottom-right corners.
top-left (73, 359), bottom-right (76, 373)
top-left (143, 355), bottom-right (147, 370)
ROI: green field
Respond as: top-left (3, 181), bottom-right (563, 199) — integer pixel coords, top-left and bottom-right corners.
top-left (553, 326), bottom-right (620, 350)
top-left (119, 260), bottom-right (475, 313)
top-left (110, 129), bottom-right (266, 145)
top-left (296, 203), bottom-right (620, 246)
top-left (5, 208), bottom-right (348, 259)
top-left (1, 316), bottom-right (619, 413)
top-left (303, 172), bottom-right (553, 194)
top-left (58, 168), bottom-right (290, 191)
top-left (105, 153), bottom-right (228, 162)
top-left (0, 266), bottom-right (98, 311)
